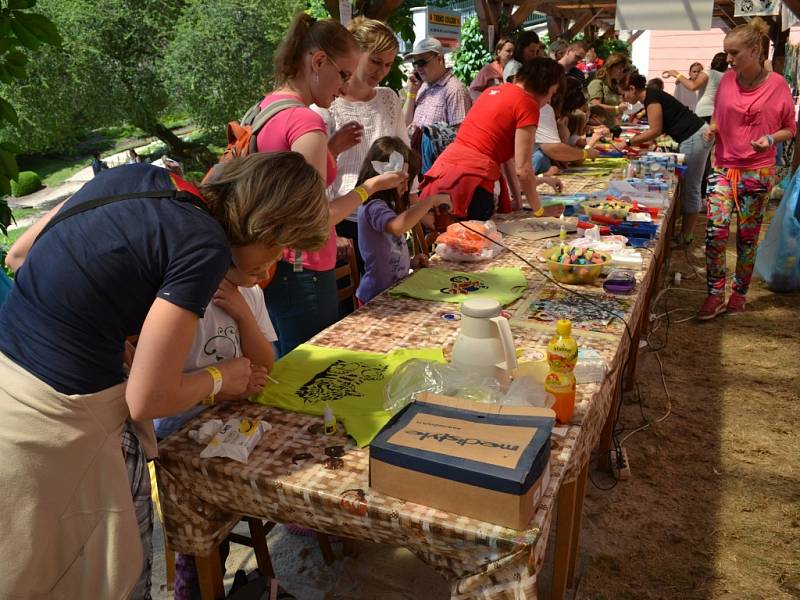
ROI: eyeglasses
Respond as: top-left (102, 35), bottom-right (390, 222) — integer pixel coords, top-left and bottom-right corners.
top-left (326, 55), bottom-right (352, 84)
top-left (412, 58), bottom-right (431, 68)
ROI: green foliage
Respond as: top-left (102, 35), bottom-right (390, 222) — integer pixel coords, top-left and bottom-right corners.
top-left (10, 169), bottom-right (40, 196)
top-left (163, 0), bottom-right (304, 132)
top-left (0, 0), bottom-right (60, 234)
top-left (593, 38), bottom-right (630, 59)
top-left (452, 16), bottom-right (490, 87)
top-left (306, 0), bottom-right (331, 19)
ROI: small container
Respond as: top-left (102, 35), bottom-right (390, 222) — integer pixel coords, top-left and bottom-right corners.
top-left (324, 402), bottom-right (338, 436)
top-left (603, 269), bottom-right (637, 294)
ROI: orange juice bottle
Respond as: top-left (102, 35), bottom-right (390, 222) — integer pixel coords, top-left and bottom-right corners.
top-left (545, 319), bottom-right (578, 424)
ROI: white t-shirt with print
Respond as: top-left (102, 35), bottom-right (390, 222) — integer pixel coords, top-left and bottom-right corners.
top-left (154, 285), bottom-right (276, 439)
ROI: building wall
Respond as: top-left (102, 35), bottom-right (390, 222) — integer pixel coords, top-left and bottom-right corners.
top-left (643, 29), bottom-right (727, 95)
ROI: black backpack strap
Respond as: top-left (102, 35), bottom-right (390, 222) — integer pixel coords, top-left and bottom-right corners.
top-left (34, 189), bottom-right (207, 246)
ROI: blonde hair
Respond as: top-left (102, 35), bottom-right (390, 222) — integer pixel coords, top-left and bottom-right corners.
top-left (598, 52), bottom-right (631, 81)
top-left (200, 152), bottom-right (329, 250)
top-left (348, 16), bottom-right (398, 55)
top-left (273, 12), bottom-right (358, 86)
top-left (727, 16), bottom-right (771, 62)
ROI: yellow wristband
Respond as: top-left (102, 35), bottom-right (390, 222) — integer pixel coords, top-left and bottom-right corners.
top-left (406, 92), bottom-right (416, 99)
top-left (676, 73), bottom-right (684, 81)
top-left (582, 148), bottom-right (590, 160)
top-left (354, 185), bottom-right (369, 203)
top-left (533, 206), bottom-right (545, 217)
top-left (203, 365), bottom-right (223, 405)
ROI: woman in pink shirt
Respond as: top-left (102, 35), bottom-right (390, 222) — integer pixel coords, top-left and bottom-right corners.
top-left (469, 37), bottom-right (514, 100)
top-left (257, 13), bottom-right (404, 355)
top-left (697, 18), bottom-right (796, 320)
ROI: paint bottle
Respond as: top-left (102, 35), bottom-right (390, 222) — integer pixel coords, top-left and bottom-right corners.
top-left (545, 319), bottom-right (578, 424)
top-left (323, 402), bottom-right (337, 436)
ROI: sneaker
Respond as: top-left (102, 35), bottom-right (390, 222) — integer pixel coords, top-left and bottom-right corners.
top-left (726, 292), bottom-right (746, 314)
top-left (697, 295), bottom-right (726, 320)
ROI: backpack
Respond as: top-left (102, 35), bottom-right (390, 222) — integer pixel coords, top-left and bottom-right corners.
top-left (203, 97), bottom-right (305, 184)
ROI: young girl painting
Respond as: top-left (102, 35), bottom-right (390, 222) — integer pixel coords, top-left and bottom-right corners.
top-left (355, 137), bottom-right (450, 304)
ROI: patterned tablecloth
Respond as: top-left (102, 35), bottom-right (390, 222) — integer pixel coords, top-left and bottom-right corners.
top-left (156, 174), bottom-right (674, 599)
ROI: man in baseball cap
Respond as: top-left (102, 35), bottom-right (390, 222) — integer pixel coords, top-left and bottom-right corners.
top-left (402, 37), bottom-right (471, 139)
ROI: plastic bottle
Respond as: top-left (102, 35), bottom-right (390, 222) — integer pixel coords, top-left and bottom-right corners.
top-left (323, 402), bottom-right (337, 435)
top-left (545, 319), bottom-right (579, 424)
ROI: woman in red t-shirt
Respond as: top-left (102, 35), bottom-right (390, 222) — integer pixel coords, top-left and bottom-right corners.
top-left (420, 57), bottom-right (565, 220)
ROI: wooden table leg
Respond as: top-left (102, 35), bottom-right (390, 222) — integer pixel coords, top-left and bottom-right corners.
top-left (196, 546), bottom-right (225, 600)
top-left (567, 463), bottom-right (589, 585)
top-left (552, 460), bottom-right (590, 599)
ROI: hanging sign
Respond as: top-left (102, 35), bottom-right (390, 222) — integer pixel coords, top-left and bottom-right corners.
top-left (427, 8), bottom-right (461, 48)
top-left (735, 0), bottom-right (782, 17)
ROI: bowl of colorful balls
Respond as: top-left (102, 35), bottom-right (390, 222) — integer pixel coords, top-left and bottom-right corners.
top-left (580, 198), bottom-right (633, 221)
top-left (547, 246), bottom-right (612, 285)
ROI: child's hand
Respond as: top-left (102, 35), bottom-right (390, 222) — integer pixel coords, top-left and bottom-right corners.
top-left (367, 171), bottom-right (407, 193)
top-left (212, 279), bottom-right (250, 323)
top-left (244, 365), bottom-right (269, 397)
top-left (216, 357), bottom-right (252, 396)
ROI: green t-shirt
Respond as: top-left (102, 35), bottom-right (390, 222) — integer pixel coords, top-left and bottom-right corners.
top-left (388, 267), bottom-right (527, 306)
top-left (587, 78), bottom-right (620, 127)
top-left (254, 344), bottom-right (445, 447)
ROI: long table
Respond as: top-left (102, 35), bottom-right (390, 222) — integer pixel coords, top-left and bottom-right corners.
top-left (156, 174), bottom-right (678, 599)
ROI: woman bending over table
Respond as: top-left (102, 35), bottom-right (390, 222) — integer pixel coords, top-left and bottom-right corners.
top-left (697, 17), bottom-right (796, 319)
top-left (419, 57), bottom-right (566, 220)
top-left (257, 12), bottom-right (405, 356)
top-left (620, 73), bottom-right (713, 246)
top-left (0, 153), bottom-right (329, 598)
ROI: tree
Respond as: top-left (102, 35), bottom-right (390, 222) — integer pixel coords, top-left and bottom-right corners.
top-left (0, 0), bottom-right (61, 235)
top-left (162, 0), bottom-right (305, 132)
top-left (452, 16), bottom-right (490, 87)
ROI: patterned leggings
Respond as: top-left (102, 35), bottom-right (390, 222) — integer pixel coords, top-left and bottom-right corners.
top-left (705, 166), bottom-right (775, 296)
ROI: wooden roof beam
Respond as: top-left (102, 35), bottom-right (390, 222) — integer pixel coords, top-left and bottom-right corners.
top-left (563, 10), bottom-right (599, 40)
top-left (511, 0), bottom-right (545, 27)
top-left (627, 29), bottom-right (644, 44)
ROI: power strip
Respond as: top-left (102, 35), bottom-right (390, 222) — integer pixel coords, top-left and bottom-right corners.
top-left (610, 448), bottom-right (631, 480)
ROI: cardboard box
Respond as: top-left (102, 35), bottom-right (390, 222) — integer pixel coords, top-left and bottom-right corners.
top-left (369, 392), bottom-right (554, 530)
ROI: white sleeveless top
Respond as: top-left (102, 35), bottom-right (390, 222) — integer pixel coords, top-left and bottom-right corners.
top-left (695, 69), bottom-right (724, 118)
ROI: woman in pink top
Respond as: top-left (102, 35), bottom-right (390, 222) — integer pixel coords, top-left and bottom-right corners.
top-left (697, 18), bottom-right (796, 320)
top-left (469, 37), bottom-right (514, 100)
top-left (257, 12), bottom-right (404, 355)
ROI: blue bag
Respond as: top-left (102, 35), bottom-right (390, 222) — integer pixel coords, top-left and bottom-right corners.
top-left (755, 169), bottom-right (800, 291)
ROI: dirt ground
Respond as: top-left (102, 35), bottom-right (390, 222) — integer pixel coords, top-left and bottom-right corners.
top-left (575, 205), bottom-right (800, 600)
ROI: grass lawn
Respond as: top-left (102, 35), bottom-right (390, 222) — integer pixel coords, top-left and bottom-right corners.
top-left (1, 224), bottom-right (29, 249)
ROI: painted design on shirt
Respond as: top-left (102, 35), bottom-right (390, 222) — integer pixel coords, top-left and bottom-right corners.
top-left (440, 275), bottom-right (489, 295)
top-left (297, 360), bottom-right (387, 404)
top-left (203, 325), bottom-right (239, 361)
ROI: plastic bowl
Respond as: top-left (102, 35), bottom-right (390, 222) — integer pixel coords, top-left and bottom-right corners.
top-left (547, 247), bottom-right (612, 285)
top-left (581, 199), bottom-right (633, 221)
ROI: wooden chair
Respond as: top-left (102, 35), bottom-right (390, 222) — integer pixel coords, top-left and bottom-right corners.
top-left (335, 239), bottom-right (360, 311)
